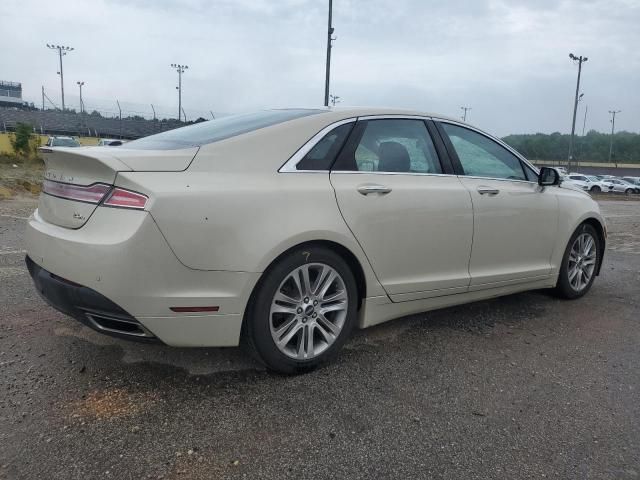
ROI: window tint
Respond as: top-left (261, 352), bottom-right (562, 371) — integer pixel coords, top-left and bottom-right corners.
top-left (441, 123), bottom-right (526, 181)
top-left (296, 122), bottom-right (353, 170)
top-left (334, 119), bottom-right (442, 173)
top-left (125, 109), bottom-right (324, 150)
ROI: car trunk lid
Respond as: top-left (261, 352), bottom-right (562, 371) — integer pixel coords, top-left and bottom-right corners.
top-left (38, 146), bottom-right (198, 228)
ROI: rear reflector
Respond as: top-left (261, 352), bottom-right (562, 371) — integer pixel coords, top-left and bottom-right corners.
top-left (43, 179), bottom-right (111, 204)
top-left (103, 188), bottom-right (148, 210)
top-left (170, 306), bottom-right (220, 313)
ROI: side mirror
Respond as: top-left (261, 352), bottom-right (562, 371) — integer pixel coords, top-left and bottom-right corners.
top-left (538, 167), bottom-right (561, 186)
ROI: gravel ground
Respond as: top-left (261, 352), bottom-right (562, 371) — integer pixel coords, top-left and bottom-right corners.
top-left (0, 197), bottom-right (639, 480)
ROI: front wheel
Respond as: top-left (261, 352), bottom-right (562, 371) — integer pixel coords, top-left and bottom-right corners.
top-left (625, 188), bottom-right (633, 195)
top-left (244, 246), bottom-right (358, 374)
top-left (555, 224), bottom-right (601, 299)
top-left (591, 186), bottom-right (601, 193)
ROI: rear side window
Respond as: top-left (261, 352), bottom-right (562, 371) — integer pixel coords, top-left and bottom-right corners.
top-left (441, 123), bottom-right (526, 181)
top-left (125, 109), bottom-right (324, 150)
top-left (296, 123), bottom-right (354, 170)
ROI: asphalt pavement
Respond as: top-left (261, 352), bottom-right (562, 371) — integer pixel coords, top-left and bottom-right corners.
top-left (1, 196), bottom-right (639, 480)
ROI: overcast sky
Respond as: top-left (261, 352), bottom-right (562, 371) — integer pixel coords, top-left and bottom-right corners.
top-left (2, 0), bottom-right (639, 136)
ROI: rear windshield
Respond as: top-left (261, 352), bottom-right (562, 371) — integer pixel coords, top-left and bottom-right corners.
top-left (125, 109), bottom-right (325, 150)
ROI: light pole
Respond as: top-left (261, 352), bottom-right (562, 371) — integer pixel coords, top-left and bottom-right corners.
top-left (324, 0), bottom-right (336, 107)
top-left (567, 53), bottom-right (587, 172)
top-left (460, 106), bottom-right (471, 122)
top-left (608, 110), bottom-right (621, 164)
top-left (46, 44), bottom-right (74, 111)
top-left (76, 81), bottom-right (84, 113)
top-left (329, 94), bottom-right (340, 106)
top-left (171, 63), bottom-right (188, 121)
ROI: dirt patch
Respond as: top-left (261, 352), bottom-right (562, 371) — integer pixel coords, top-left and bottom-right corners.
top-left (69, 388), bottom-right (159, 421)
top-left (0, 160), bottom-right (43, 199)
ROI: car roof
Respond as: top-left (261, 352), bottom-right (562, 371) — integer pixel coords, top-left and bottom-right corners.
top-left (301, 106), bottom-right (464, 124)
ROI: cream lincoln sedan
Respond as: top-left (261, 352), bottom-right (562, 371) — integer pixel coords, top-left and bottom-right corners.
top-left (26, 108), bottom-right (605, 373)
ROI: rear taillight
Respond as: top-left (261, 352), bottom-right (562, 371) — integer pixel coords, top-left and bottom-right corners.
top-left (103, 188), bottom-right (148, 210)
top-left (43, 179), bottom-right (111, 204)
top-left (42, 180), bottom-right (148, 210)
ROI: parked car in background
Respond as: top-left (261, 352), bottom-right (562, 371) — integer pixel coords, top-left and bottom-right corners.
top-left (45, 136), bottom-right (80, 147)
top-left (608, 178), bottom-right (639, 194)
top-left (97, 138), bottom-right (123, 146)
top-left (622, 177), bottom-right (640, 188)
top-left (584, 175), bottom-right (615, 193)
top-left (564, 174), bottom-right (591, 192)
top-left (26, 108), bottom-right (606, 373)
top-left (567, 173), bottom-right (612, 193)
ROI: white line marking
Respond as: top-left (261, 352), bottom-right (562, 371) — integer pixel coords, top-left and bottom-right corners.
top-left (0, 250), bottom-right (26, 255)
top-left (0, 214), bottom-right (29, 220)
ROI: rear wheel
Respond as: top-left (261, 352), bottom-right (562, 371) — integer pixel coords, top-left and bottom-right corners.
top-left (555, 224), bottom-right (600, 299)
top-left (245, 246), bottom-right (358, 374)
top-left (591, 186), bottom-right (601, 193)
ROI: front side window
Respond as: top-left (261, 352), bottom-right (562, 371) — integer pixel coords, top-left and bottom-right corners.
top-left (441, 123), bottom-right (526, 181)
top-left (334, 119), bottom-right (442, 174)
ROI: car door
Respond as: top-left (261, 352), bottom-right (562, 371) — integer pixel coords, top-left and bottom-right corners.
top-left (330, 118), bottom-right (474, 302)
top-left (436, 121), bottom-right (558, 289)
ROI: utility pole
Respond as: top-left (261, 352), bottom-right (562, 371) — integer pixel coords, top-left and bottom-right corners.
top-left (150, 104), bottom-right (156, 121)
top-left (41, 86), bottom-right (45, 111)
top-left (329, 94), bottom-right (340, 106)
top-left (76, 81), bottom-right (84, 113)
top-left (182, 107), bottom-right (187, 123)
top-left (210, 110), bottom-right (215, 120)
top-left (567, 53), bottom-right (587, 172)
top-left (117, 100), bottom-right (122, 138)
top-left (324, 0), bottom-right (335, 107)
top-left (582, 104), bottom-right (588, 136)
top-left (608, 110), bottom-right (621, 164)
top-left (46, 44), bottom-right (74, 111)
top-left (460, 106), bottom-right (471, 122)
top-left (171, 64), bottom-right (188, 121)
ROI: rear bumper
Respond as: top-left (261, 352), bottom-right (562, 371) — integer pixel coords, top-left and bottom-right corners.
top-left (25, 207), bottom-right (261, 347)
top-left (26, 255), bottom-right (159, 342)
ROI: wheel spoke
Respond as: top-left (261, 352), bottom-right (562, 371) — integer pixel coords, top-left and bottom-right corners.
top-left (317, 314), bottom-right (340, 337)
top-left (300, 265), bottom-right (312, 298)
top-left (317, 271), bottom-right (337, 299)
top-left (274, 317), bottom-right (298, 339)
top-left (277, 322), bottom-right (302, 348)
top-left (312, 266), bottom-right (330, 295)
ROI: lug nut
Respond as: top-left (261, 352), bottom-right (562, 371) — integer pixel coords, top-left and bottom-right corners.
top-left (297, 307), bottom-right (303, 314)
top-left (312, 312), bottom-right (317, 318)
top-left (302, 317), bottom-right (307, 323)
top-left (304, 297), bottom-right (309, 303)
top-left (313, 300), bottom-right (318, 306)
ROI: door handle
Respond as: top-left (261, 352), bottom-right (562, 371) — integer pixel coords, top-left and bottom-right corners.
top-left (477, 186), bottom-right (500, 195)
top-left (357, 185), bottom-right (392, 195)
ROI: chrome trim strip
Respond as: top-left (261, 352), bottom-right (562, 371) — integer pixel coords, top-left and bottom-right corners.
top-left (357, 114), bottom-right (433, 121)
top-left (278, 118), bottom-right (357, 172)
top-left (330, 171), bottom-right (453, 177)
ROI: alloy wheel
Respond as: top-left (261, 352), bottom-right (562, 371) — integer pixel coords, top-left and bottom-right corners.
top-left (567, 232), bottom-right (597, 292)
top-left (269, 263), bottom-right (349, 360)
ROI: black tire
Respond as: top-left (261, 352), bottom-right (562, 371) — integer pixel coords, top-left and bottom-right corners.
top-left (625, 189), bottom-right (633, 195)
top-left (591, 186), bottom-right (601, 193)
top-left (555, 223), bottom-right (601, 299)
top-left (244, 245), bottom-right (358, 374)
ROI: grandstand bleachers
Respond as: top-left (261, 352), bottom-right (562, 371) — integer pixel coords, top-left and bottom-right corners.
top-left (0, 108), bottom-right (185, 139)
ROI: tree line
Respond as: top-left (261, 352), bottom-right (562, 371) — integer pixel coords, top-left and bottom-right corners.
top-left (502, 130), bottom-right (640, 163)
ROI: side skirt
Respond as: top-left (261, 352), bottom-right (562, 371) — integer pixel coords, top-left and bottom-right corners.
top-left (358, 276), bottom-right (556, 329)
